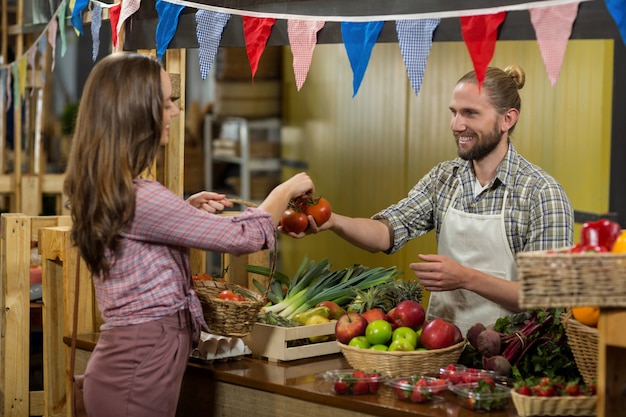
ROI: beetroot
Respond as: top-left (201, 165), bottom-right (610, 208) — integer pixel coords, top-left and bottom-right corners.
top-left (482, 355), bottom-right (512, 376)
top-left (467, 323), bottom-right (486, 348)
top-left (476, 329), bottom-right (501, 357)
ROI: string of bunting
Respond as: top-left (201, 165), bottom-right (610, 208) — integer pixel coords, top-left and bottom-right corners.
top-left (1, 0), bottom-right (625, 110)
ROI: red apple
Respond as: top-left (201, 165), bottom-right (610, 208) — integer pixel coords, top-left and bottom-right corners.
top-left (335, 313), bottom-right (367, 345)
top-left (361, 308), bottom-right (387, 323)
top-left (420, 318), bottom-right (456, 350)
top-left (387, 300), bottom-right (425, 331)
top-left (317, 301), bottom-right (347, 320)
top-left (452, 324), bottom-right (463, 344)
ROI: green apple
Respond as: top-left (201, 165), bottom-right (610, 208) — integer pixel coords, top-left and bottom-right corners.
top-left (365, 320), bottom-right (393, 345)
top-left (348, 335), bottom-right (371, 349)
top-left (415, 327), bottom-right (423, 348)
top-left (369, 344), bottom-right (389, 351)
top-left (391, 326), bottom-right (418, 349)
top-left (388, 338), bottom-right (414, 351)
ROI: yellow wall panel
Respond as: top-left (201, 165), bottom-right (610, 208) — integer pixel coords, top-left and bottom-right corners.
top-left (280, 39), bottom-right (613, 277)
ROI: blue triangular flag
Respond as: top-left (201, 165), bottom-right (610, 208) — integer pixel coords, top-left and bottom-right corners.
top-left (195, 10), bottom-right (230, 80)
top-left (156, 0), bottom-right (186, 61)
top-left (605, 0), bottom-right (626, 45)
top-left (396, 19), bottom-right (439, 96)
top-left (341, 21), bottom-right (384, 97)
top-left (70, 0), bottom-right (89, 35)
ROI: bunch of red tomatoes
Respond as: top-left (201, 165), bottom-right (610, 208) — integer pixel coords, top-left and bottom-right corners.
top-left (281, 195), bottom-right (332, 234)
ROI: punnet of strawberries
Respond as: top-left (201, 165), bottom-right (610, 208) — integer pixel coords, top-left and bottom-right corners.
top-left (514, 376), bottom-right (597, 397)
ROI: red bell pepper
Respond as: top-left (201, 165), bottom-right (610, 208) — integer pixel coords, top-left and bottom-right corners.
top-left (579, 218), bottom-right (622, 251)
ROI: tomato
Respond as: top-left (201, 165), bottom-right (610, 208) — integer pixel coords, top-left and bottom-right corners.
top-left (218, 290), bottom-right (244, 301)
top-left (281, 208), bottom-right (308, 233)
top-left (304, 197), bottom-right (332, 226)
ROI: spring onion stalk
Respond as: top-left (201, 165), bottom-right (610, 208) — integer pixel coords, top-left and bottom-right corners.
top-left (283, 266), bottom-right (402, 319)
top-left (248, 258), bottom-right (402, 319)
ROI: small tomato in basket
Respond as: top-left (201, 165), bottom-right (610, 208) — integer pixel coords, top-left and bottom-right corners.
top-left (218, 290), bottom-right (245, 301)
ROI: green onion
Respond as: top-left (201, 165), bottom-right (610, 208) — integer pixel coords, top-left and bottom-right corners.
top-left (247, 259), bottom-right (403, 319)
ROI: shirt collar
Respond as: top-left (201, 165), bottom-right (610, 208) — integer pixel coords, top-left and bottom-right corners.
top-left (494, 142), bottom-right (519, 189)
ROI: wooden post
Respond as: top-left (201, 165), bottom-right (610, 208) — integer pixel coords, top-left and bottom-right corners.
top-left (1, 214), bottom-right (72, 417)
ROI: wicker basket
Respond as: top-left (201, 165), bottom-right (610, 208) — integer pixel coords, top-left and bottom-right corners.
top-left (193, 199), bottom-right (275, 337)
top-left (517, 248), bottom-right (626, 308)
top-left (511, 390), bottom-right (597, 416)
top-left (561, 310), bottom-right (598, 385)
top-left (338, 340), bottom-right (466, 378)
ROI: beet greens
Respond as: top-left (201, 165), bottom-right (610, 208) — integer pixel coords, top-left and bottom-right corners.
top-left (460, 308), bottom-right (582, 382)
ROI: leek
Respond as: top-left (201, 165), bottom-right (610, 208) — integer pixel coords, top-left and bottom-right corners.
top-left (248, 259), bottom-right (403, 319)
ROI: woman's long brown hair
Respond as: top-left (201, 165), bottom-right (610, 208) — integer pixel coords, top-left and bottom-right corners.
top-left (63, 52), bottom-right (164, 277)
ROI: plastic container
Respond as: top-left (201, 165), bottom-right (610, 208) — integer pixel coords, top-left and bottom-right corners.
top-left (318, 369), bottom-right (384, 395)
top-left (449, 382), bottom-right (511, 412)
top-left (386, 376), bottom-right (449, 404)
top-left (439, 365), bottom-right (514, 386)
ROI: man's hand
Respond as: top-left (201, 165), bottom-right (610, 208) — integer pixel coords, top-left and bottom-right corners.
top-left (186, 191), bottom-right (234, 214)
top-left (409, 254), bottom-right (469, 292)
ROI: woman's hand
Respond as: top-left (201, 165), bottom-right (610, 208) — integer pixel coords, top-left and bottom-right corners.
top-left (186, 191), bottom-right (234, 214)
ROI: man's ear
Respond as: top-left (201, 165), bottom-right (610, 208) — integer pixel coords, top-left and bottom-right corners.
top-left (501, 108), bottom-right (519, 133)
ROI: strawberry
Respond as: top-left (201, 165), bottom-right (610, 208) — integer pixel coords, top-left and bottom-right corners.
top-left (429, 378), bottom-right (448, 394)
top-left (410, 386), bottom-right (431, 403)
top-left (564, 381), bottom-right (580, 396)
top-left (334, 380), bottom-right (349, 394)
top-left (535, 385), bottom-right (555, 397)
top-left (393, 379), bottom-right (412, 400)
top-left (515, 384), bottom-right (532, 396)
top-left (351, 380), bottom-right (370, 395)
top-left (367, 372), bottom-right (381, 393)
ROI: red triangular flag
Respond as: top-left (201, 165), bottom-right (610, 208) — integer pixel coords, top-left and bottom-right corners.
top-left (242, 16), bottom-right (276, 79)
top-left (460, 12), bottom-right (506, 88)
top-left (109, 3), bottom-right (122, 49)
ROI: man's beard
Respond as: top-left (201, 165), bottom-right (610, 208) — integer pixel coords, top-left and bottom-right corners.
top-left (456, 122), bottom-right (502, 161)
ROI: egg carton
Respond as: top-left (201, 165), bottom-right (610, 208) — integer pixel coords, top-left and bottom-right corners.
top-left (190, 331), bottom-right (251, 364)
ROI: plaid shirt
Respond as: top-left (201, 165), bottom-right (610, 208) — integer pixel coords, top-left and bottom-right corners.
top-left (94, 179), bottom-right (275, 334)
top-left (375, 144), bottom-right (574, 255)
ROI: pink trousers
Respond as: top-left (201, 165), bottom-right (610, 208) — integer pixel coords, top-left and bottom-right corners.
top-left (83, 309), bottom-right (192, 417)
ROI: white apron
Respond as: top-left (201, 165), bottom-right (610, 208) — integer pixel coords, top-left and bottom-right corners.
top-left (426, 183), bottom-right (516, 336)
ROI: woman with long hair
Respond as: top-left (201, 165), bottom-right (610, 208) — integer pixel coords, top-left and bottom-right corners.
top-left (64, 52), bottom-right (313, 417)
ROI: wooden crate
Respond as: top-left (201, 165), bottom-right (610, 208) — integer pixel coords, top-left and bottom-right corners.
top-left (243, 322), bottom-right (340, 362)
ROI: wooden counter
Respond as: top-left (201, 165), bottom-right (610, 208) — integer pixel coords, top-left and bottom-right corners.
top-left (176, 353), bottom-right (519, 417)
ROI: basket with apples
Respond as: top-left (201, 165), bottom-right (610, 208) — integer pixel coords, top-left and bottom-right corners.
top-left (335, 297), bottom-right (466, 378)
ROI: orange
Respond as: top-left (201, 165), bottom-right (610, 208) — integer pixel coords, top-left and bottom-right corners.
top-left (571, 306), bottom-right (600, 327)
top-left (611, 230), bottom-right (626, 253)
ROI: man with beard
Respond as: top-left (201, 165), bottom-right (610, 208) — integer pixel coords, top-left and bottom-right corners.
top-left (291, 65), bottom-right (574, 334)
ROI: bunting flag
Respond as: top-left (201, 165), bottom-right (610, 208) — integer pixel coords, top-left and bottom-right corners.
top-left (396, 18), bottom-right (440, 96)
top-left (57, 0), bottom-right (69, 57)
top-left (70, 0), bottom-right (89, 35)
top-left (288, 19), bottom-right (325, 91)
top-left (195, 10), bottom-right (231, 80)
top-left (460, 12), bottom-right (506, 89)
top-left (530, 3), bottom-right (579, 87)
top-left (16, 57), bottom-right (27, 99)
top-left (242, 16), bottom-right (277, 79)
top-left (156, 0), bottom-right (187, 60)
top-left (117, 0), bottom-right (142, 38)
top-left (91, 4), bottom-right (102, 61)
top-left (341, 21), bottom-right (384, 97)
top-left (109, 2), bottom-right (122, 49)
top-left (47, 18), bottom-right (58, 71)
top-left (1, 69), bottom-right (8, 111)
top-left (27, 47), bottom-right (37, 95)
top-left (605, 0), bottom-right (626, 45)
